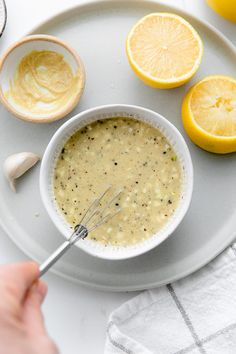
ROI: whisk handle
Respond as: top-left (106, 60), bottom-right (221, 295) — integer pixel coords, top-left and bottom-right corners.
top-left (39, 240), bottom-right (72, 277)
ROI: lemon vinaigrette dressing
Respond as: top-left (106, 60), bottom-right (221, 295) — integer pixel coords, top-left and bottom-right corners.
top-left (53, 118), bottom-right (183, 246)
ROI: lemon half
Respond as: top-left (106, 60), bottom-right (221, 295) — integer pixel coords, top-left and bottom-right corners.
top-left (182, 75), bottom-right (236, 154)
top-left (126, 13), bottom-right (203, 89)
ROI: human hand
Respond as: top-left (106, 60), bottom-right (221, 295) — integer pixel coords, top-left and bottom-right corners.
top-left (0, 262), bottom-right (58, 354)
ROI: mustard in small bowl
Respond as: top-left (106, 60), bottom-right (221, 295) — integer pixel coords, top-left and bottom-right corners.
top-left (0, 35), bottom-right (86, 123)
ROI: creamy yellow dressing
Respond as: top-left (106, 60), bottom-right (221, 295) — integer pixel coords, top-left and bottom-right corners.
top-left (53, 118), bottom-right (182, 246)
top-left (6, 50), bottom-right (81, 114)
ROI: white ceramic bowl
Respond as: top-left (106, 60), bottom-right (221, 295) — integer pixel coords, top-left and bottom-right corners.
top-left (0, 35), bottom-right (85, 123)
top-left (40, 104), bottom-right (193, 260)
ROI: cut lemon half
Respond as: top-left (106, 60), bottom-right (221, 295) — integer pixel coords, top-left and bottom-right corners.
top-left (182, 75), bottom-right (236, 154)
top-left (126, 13), bottom-right (203, 89)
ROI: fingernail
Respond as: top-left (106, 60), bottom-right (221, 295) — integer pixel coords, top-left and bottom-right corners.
top-left (35, 281), bottom-right (48, 302)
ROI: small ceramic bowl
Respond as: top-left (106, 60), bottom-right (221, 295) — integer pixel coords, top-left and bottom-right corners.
top-left (0, 34), bottom-right (85, 123)
top-left (40, 104), bottom-right (193, 260)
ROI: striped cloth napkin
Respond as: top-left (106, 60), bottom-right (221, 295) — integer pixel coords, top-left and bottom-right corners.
top-left (105, 243), bottom-right (236, 353)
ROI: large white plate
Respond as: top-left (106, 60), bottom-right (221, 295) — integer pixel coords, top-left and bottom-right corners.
top-left (0, 0), bottom-right (235, 291)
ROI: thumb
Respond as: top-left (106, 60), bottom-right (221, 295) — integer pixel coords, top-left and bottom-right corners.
top-left (23, 280), bottom-right (48, 336)
top-left (0, 262), bottom-right (39, 303)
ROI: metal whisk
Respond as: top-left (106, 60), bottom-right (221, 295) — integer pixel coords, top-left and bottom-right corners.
top-left (39, 186), bottom-right (122, 277)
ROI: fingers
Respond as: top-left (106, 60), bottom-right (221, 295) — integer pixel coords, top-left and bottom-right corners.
top-left (22, 280), bottom-right (48, 336)
top-left (0, 262), bottom-right (39, 303)
top-left (23, 282), bottom-right (58, 354)
top-left (0, 262), bottom-right (39, 317)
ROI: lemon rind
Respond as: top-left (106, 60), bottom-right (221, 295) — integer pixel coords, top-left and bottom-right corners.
top-left (182, 75), bottom-right (236, 154)
top-left (126, 13), bottom-right (204, 86)
top-left (185, 75), bottom-right (236, 140)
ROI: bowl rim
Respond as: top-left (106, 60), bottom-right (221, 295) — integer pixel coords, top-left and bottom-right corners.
top-left (40, 104), bottom-right (194, 260)
top-left (0, 34), bottom-right (86, 123)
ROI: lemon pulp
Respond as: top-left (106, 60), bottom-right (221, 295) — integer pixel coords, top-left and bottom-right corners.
top-left (126, 13), bottom-right (203, 88)
top-left (182, 75), bottom-right (236, 154)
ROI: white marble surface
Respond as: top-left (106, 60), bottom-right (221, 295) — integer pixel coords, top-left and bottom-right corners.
top-left (0, 1), bottom-right (235, 353)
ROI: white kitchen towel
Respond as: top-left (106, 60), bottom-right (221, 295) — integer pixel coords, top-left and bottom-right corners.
top-left (105, 243), bottom-right (236, 354)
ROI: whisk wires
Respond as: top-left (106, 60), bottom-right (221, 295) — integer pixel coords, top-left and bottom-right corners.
top-left (69, 186), bottom-right (122, 244)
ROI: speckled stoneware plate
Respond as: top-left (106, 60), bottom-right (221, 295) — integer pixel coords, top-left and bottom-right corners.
top-left (0, 0), bottom-right (235, 291)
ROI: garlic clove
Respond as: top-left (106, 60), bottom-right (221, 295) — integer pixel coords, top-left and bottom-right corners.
top-left (3, 152), bottom-right (40, 192)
